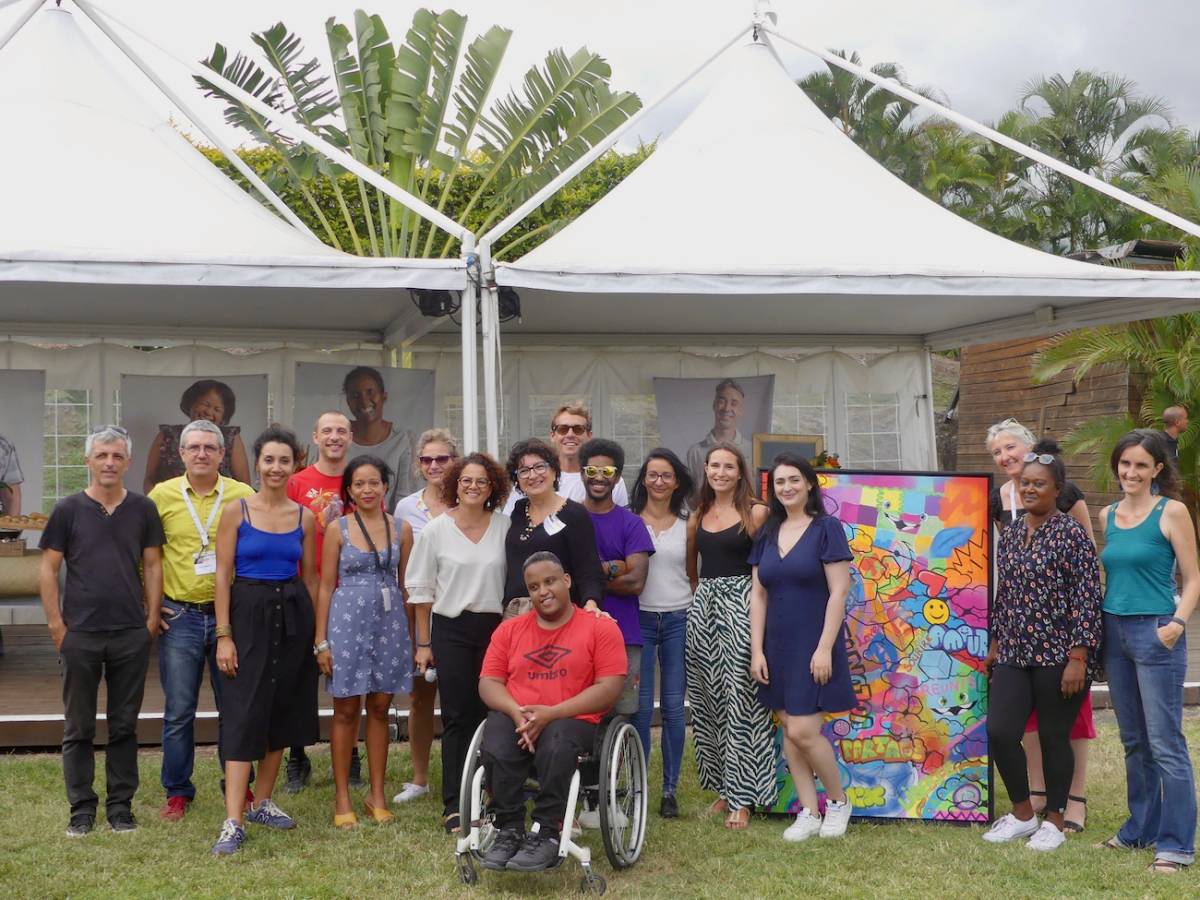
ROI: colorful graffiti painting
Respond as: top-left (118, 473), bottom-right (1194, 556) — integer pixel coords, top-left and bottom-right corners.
top-left (767, 470), bottom-right (992, 822)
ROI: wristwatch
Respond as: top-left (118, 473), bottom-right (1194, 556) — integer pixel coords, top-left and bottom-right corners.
top-left (313, 640), bottom-right (330, 656)
top-left (607, 562), bottom-right (620, 581)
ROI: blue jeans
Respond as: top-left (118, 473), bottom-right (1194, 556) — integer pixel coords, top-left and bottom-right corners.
top-left (158, 600), bottom-right (225, 800)
top-left (630, 609), bottom-right (689, 796)
top-left (1103, 612), bottom-right (1196, 865)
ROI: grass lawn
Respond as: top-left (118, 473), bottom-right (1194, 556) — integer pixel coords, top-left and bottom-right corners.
top-left (1, 712), bottom-right (1198, 900)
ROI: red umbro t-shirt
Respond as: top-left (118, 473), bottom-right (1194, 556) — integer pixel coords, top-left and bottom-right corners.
top-left (480, 608), bottom-right (627, 724)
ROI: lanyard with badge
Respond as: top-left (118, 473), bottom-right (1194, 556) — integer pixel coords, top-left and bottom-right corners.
top-left (353, 509), bottom-right (395, 610)
top-left (183, 477), bottom-right (224, 575)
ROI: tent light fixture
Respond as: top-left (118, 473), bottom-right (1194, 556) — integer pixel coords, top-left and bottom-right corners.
top-left (410, 289), bottom-right (461, 318)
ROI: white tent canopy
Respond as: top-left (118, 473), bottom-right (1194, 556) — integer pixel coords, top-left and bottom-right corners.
top-left (0, 7), bottom-right (464, 344)
top-left (495, 39), bottom-right (1200, 351)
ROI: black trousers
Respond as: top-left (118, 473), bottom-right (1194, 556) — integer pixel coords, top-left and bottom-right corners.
top-left (986, 663), bottom-right (1089, 814)
top-left (432, 611), bottom-right (501, 816)
top-left (482, 709), bottom-right (596, 834)
top-left (60, 627), bottom-right (152, 818)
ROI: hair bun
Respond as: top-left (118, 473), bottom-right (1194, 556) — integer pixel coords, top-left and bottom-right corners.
top-left (1031, 437), bottom-right (1062, 456)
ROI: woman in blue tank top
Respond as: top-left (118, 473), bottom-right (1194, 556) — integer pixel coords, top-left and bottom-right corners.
top-left (211, 426), bottom-right (320, 857)
top-left (1098, 429), bottom-right (1200, 873)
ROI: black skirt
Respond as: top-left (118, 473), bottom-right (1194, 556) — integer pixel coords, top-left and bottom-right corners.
top-left (221, 576), bottom-right (319, 761)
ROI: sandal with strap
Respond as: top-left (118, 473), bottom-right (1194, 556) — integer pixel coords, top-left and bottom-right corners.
top-left (1094, 835), bottom-right (1126, 851)
top-left (1063, 794), bottom-right (1087, 833)
top-left (725, 808), bottom-right (750, 830)
top-left (443, 812), bottom-right (461, 835)
top-left (1148, 858), bottom-right (1189, 873)
top-left (1028, 789), bottom-right (1047, 813)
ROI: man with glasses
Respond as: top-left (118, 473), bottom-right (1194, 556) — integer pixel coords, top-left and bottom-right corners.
top-left (283, 411), bottom-right (362, 792)
top-left (577, 438), bottom-right (653, 829)
top-left (148, 420), bottom-right (254, 822)
top-left (40, 426), bottom-right (165, 837)
top-left (504, 402), bottom-right (628, 514)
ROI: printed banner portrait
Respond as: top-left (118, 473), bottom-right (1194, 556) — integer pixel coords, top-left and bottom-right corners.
top-left (768, 469), bottom-right (992, 822)
top-left (120, 374), bottom-right (268, 495)
top-left (293, 363), bottom-right (435, 510)
top-left (653, 374), bottom-right (775, 492)
top-left (0, 369), bottom-right (46, 534)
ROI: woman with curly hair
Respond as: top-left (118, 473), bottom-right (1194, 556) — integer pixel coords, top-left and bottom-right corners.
top-left (405, 451), bottom-right (511, 833)
top-left (686, 442), bottom-right (774, 829)
top-left (144, 379), bottom-right (251, 493)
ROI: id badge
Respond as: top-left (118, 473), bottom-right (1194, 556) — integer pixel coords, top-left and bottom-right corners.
top-left (543, 514), bottom-right (566, 536)
top-left (194, 550), bottom-right (217, 576)
top-left (381, 585), bottom-right (393, 612)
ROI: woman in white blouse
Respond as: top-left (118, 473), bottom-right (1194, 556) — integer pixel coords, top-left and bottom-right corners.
top-left (405, 451), bottom-right (511, 834)
top-left (628, 448), bottom-right (696, 820)
top-left (393, 428), bottom-right (460, 806)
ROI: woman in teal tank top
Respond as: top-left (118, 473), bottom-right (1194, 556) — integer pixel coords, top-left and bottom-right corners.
top-left (1098, 429), bottom-right (1200, 873)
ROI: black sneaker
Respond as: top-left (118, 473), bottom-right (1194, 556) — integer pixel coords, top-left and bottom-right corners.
top-left (506, 824), bottom-right (560, 872)
top-left (284, 753), bottom-right (312, 794)
top-left (65, 814), bottom-right (94, 838)
top-left (108, 811), bottom-right (137, 833)
top-left (481, 827), bottom-right (525, 871)
top-left (660, 793), bottom-right (679, 819)
top-left (348, 749), bottom-right (365, 790)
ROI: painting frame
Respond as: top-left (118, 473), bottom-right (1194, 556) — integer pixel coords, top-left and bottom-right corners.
top-left (753, 433), bottom-right (824, 470)
top-left (765, 468), bottom-right (994, 824)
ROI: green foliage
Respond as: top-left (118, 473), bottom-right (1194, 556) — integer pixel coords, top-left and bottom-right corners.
top-left (198, 8), bottom-right (642, 259)
top-left (1032, 316), bottom-right (1200, 490)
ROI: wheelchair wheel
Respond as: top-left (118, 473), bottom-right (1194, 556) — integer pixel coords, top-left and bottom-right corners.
top-left (580, 871), bottom-right (607, 895)
top-left (597, 718), bottom-right (647, 869)
top-left (459, 720), bottom-right (497, 855)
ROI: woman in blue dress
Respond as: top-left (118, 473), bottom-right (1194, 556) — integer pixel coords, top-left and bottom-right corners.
top-left (315, 455), bottom-right (414, 828)
top-left (750, 452), bottom-right (857, 843)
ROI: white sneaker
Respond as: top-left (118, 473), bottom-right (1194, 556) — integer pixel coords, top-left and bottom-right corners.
top-left (782, 808), bottom-right (822, 842)
top-left (1026, 821), bottom-right (1067, 852)
top-left (392, 782), bottom-right (430, 803)
top-left (819, 799), bottom-right (853, 838)
top-left (982, 813), bottom-right (1040, 843)
top-left (577, 809), bottom-right (601, 830)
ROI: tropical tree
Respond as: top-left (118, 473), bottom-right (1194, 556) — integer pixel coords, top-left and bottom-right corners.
top-left (1019, 71), bottom-right (1173, 254)
top-left (1031, 316), bottom-right (1200, 491)
top-left (196, 9), bottom-right (641, 258)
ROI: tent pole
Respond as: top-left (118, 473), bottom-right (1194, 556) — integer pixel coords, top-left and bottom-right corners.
top-left (479, 244), bottom-right (500, 459)
top-left (477, 22), bottom-right (754, 254)
top-left (0, 0), bottom-right (46, 55)
top-left (461, 279), bottom-right (479, 453)
top-left (764, 25), bottom-right (1200, 242)
top-left (80, 0), bottom-right (471, 245)
top-left (71, 0), bottom-right (318, 239)
top-left (922, 348), bottom-right (939, 470)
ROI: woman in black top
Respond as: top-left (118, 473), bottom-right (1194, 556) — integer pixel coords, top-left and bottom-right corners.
top-left (503, 439), bottom-right (605, 612)
top-left (685, 442), bottom-right (775, 830)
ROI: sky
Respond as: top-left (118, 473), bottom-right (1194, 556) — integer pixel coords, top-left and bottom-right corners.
top-left (3, 0), bottom-right (1199, 152)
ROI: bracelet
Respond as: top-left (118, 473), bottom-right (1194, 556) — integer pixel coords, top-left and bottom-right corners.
top-left (1170, 616), bottom-right (1188, 629)
top-left (417, 642), bottom-right (431, 648)
top-left (214, 624), bottom-right (232, 638)
top-left (313, 640), bottom-right (330, 655)
top-left (1067, 651), bottom-right (1087, 662)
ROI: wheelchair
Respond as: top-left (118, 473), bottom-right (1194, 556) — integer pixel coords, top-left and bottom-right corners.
top-left (454, 713), bottom-right (648, 894)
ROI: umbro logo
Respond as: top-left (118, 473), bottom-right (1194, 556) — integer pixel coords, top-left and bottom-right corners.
top-left (524, 644), bottom-right (572, 669)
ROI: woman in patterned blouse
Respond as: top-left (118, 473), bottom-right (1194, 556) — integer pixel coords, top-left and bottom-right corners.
top-left (982, 439), bottom-right (1102, 852)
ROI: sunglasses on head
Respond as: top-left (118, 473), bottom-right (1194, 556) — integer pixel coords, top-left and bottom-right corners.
top-left (552, 424), bottom-right (588, 436)
top-left (91, 424), bottom-right (129, 435)
top-left (419, 454), bottom-right (453, 466)
top-left (583, 465), bottom-right (618, 479)
top-left (1023, 453), bottom-right (1055, 465)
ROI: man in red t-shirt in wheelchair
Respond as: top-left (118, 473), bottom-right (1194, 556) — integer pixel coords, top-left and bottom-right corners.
top-left (478, 551), bottom-right (627, 872)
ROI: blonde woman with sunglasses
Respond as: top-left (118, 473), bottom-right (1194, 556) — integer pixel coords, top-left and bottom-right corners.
top-left (986, 418), bottom-right (1094, 834)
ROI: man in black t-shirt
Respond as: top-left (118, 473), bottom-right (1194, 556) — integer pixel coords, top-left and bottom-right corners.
top-left (40, 426), bottom-right (165, 838)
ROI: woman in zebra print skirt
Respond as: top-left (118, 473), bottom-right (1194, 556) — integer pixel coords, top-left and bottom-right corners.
top-left (686, 442), bottom-right (777, 829)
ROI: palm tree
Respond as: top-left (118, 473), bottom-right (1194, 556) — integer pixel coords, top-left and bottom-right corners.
top-left (1019, 71), bottom-right (1172, 254)
top-left (196, 9), bottom-right (641, 258)
top-left (1031, 316), bottom-right (1200, 490)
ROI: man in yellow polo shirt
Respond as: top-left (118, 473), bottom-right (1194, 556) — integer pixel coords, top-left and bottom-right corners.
top-left (149, 419), bottom-right (254, 822)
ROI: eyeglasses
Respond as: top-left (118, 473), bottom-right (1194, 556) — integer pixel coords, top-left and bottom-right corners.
top-left (1023, 453), bottom-right (1055, 465)
top-left (583, 465), bottom-right (618, 479)
top-left (458, 477), bottom-right (491, 489)
top-left (91, 425), bottom-right (129, 435)
top-left (551, 424), bottom-right (588, 436)
top-left (183, 444), bottom-right (223, 455)
top-left (419, 454), bottom-right (453, 466)
top-left (645, 472), bottom-right (676, 483)
top-left (516, 461), bottom-right (552, 480)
